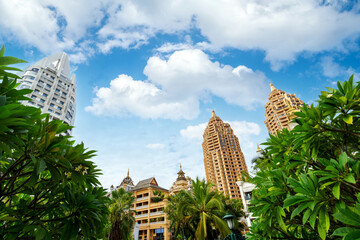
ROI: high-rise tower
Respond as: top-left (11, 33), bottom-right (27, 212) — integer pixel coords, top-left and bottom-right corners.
top-left (202, 110), bottom-right (248, 199)
top-left (264, 83), bottom-right (303, 135)
top-left (18, 53), bottom-right (76, 128)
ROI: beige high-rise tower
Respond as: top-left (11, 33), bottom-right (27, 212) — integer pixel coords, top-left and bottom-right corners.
top-left (264, 83), bottom-right (303, 135)
top-left (202, 110), bottom-right (248, 199)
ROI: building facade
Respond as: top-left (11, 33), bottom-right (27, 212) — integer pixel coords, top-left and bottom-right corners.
top-left (264, 83), bottom-right (303, 135)
top-left (202, 110), bottom-right (248, 199)
top-left (236, 180), bottom-right (256, 227)
top-left (18, 52), bottom-right (76, 129)
top-left (169, 164), bottom-right (192, 195)
top-left (131, 177), bottom-right (171, 240)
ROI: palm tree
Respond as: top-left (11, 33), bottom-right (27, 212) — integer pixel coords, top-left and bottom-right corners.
top-left (177, 178), bottom-right (231, 240)
top-left (108, 188), bottom-right (135, 240)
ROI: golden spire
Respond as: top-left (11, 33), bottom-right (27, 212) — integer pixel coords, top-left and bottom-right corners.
top-left (127, 169), bottom-right (129, 178)
top-left (180, 163), bottom-right (182, 171)
top-left (212, 110), bottom-right (216, 118)
top-left (270, 83), bottom-right (276, 92)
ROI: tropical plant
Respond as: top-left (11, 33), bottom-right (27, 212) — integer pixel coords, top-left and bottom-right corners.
top-left (166, 178), bottom-right (231, 240)
top-left (0, 46), bottom-right (109, 239)
top-left (247, 75), bottom-right (360, 240)
top-left (152, 190), bottom-right (165, 203)
top-left (108, 188), bottom-right (135, 240)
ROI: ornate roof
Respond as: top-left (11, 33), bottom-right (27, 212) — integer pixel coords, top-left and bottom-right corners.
top-left (119, 169), bottom-right (134, 187)
top-left (176, 164), bottom-right (187, 181)
top-left (131, 177), bottom-right (168, 192)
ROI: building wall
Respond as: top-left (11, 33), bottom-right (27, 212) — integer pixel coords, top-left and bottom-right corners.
top-left (202, 111), bottom-right (248, 199)
top-left (132, 188), bottom-right (171, 240)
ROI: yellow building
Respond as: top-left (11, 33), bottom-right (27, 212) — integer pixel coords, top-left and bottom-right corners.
top-left (131, 177), bottom-right (171, 240)
top-left (202, 110), bottom-right (248, 199)
top-left (264, 83), bottom-right (303, 135)
top-left (169, 164), bottom-right (192, 195)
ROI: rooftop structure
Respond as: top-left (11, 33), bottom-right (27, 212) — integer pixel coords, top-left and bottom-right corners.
top-left (169, 164), bottom-right (192, 195)
top-left (202, 110), bottom-right (248, 199)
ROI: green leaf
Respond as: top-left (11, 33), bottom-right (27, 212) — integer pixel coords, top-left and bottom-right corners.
top-left (35, 228), bottom-right (46, 240)
top-left (344, 174), bottom-right (356, 184)
top-left (333, 208), bottom-right (360, 227)
top-left (339, 96), bottom-right (347, 104)
top-left (0, 45), bottom-right (4, 57)
top-left (284, 195), bottom-right (307, 208)
top-left (332, 182), bottom-right (340, 199)
top-left (333, 227), bottom-right (357, 237)
top-left (0, 56), bottom-right (27, 65)
top-left (344, 230), bottom-right (360, 240)
top-left (343, 115), bottom-right (353, 124)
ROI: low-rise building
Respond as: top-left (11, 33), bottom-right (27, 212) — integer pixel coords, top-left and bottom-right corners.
top-left (236, 180), bottom-right (256, 227)
top-left (131, 177), bottom-right (171, 240)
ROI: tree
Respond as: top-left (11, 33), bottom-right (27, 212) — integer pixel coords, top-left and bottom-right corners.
top-left (0, 46), bottom-right (109, 239)
top-left (247, 75), bottom-right (360, 240)
top-left (166, 178), bottom-right (231, 240)
top-left (108, 188), bottom-right (135, 240)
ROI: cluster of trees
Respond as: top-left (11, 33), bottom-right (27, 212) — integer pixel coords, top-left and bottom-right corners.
top-left (248, 76), bottom-right (360, 239)
top-left (0, 47), bottom-right (110, 239)
top-left (165, 178), bottom-right (244, 240)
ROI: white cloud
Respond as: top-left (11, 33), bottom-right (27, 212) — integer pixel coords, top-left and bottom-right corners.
top-left (85, 49), bottom-right (268, 119)
top-left (320, 56), bottom-right (359, 79)
top-left (2, 0), bottom-right (360, 68)
top-left (145, 143), bottom-right (165, 150)
top-left (98, 0), bottom-right (360, 69)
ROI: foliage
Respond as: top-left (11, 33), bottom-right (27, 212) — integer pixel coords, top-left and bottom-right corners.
top-left (108, 188), bottom-right (135, 240)
top-left (248, 75), bottom-right (360, 240)
top-left (165, 178), bottom-right (231, 240)
top-left (0, 46), bottom-right (109, 239)
top-left (152, 190), bottom-right (165, 203)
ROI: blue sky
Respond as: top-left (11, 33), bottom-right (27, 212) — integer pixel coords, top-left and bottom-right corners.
top-left (1, 0), bottom-right (360, 189)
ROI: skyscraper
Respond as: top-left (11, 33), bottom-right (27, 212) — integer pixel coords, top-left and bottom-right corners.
top-left (202, 110), bottom-right (248, 199)
top-left (264, 83), bottom-right (303, 135)
top-left (18, 52), bottom-right (76, 128)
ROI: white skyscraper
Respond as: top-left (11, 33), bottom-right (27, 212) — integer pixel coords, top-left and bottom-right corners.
top-left (18, 53), bottom-right (76, 129)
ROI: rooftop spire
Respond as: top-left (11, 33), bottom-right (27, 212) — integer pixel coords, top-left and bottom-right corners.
top-left (270, 83), bottom-right (276, 92)
top-left (212, 110), bottom-right (216, 118)
top-left (127, 169), bottom-right (129, 178)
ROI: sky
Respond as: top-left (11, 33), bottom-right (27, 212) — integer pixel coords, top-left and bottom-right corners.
top-left (1, 0), bottom-right (360, 189)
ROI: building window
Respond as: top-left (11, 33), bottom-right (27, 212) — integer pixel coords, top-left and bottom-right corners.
top-left (34, 89), bottom-right (39, 93)
top-left (40, 99), bottom-right (45, 103)
top-left (43, 93), bottom-right (47, 97)
top-left (31, 95), bottom-right (36, 99)
top-left (46, 84), bottom-right (51, 88)
top-left (50, 76), bottom-right (55, 80)
top-left (50, 103), bottom-right (54, 107)
top-left (57, 106), bottom-right (62, 110)
top-left (31, 68), bottom-right (39, 72)
top-left (48, 109), bottom-right (53, 113)
top-left (62, 92), bottom-right (67, 96)
top-left (52, 98), bottom-right (56, 101)
top-left (55, 112), bottom-right (60, 115)
top-left (56, 89), bottom-right (60, 93)
top-left (60, 101), bottom-right (64, 105)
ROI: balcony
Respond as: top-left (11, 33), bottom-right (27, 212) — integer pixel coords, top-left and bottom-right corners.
top-left (150, 221), bottom-right (165, 225)
top-left (149, 211), bottom-right (163, 216)
top-left (136, 213), bottom-right (148, 218)
top-left (136, 205), bottom-right (149, 210)
top-left (137, 196), bottom-right (149, 201)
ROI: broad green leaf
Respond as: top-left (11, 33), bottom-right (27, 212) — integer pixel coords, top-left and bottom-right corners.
top-left (344, 174), bottom-right (356, 184)
top-left (0, 45), bottom-right (4, 57)
top-left (333, 208), bottom-right (360, 227)
top-left (332, 182), bottom-right (340, 199)
top-left (344, 230), bottom-right (360, 240)
top-left (339, 96), bottom-right (347, 104)
top-left (0, 56), bottom-right (27, 65)
top-left (332, 227), bottom-right (357, 237)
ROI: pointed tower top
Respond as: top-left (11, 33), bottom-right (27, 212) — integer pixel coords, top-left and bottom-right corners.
top-left (180, 163), bottom-right (182, 171)
top-left (127, 169), bottom-right (130, 178)
top-left (270, 83), bottom-right (276, 92)
top-left (212, 110), bottom-right (216, 118)
top-left (257, 144), bottom-right (261, 152)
